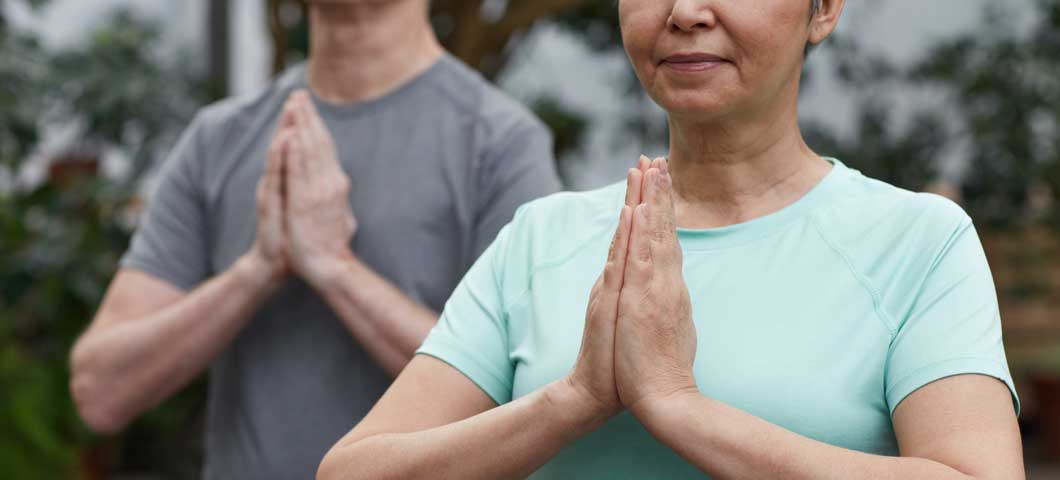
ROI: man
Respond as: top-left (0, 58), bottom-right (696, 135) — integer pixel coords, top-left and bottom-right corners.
top-left (68, 1), bottom-right (560, 478)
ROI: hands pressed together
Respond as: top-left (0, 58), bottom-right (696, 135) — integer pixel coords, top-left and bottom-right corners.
top-left (567, 156), bottom-right (698, 421)
top-left (244, 90), bottom-right (358, 290)
top-left (245, 96), bottom-right (699, 423)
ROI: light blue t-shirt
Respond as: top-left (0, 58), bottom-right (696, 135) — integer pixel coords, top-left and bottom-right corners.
top-left (417, 159), bottom-right (1019, 479)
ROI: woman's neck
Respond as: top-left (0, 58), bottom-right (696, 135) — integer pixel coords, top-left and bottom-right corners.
top-left (306, 2), bottom-right (443, 104)
top-left (666, 92), bottom-right (830, 229)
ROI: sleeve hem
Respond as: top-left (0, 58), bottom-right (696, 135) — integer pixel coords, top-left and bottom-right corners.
top-left (119, 256), bottom-right (200, 292)
top-left (416, 338), bottom-right (512, 406)
top-left (886, 357), bottom-right (1020, 417)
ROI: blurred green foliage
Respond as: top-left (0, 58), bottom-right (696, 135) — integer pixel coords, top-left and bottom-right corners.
top-left (0, 6), bottom-right (208, 479)
top-left (807, 0), bottom-right (1060, 227)
top-left (911, 0), bottom-right (1060, 226)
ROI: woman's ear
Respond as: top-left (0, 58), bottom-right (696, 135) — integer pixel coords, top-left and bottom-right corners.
top-left (808, 0), bottom-right (845, 45)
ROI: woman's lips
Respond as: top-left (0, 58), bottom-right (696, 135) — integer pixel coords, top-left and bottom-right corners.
top-left (660, 53), bottom-right (729, 73)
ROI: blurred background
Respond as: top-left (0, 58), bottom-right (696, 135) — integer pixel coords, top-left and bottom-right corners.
top-left (1, 0), bottom-right (1058, 478)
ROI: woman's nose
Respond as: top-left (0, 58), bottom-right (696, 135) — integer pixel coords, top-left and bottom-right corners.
top-left (668, 0), bottom-right (718, 32)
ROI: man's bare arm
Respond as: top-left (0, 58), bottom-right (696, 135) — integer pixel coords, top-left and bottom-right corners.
top-left (69, 260), bottom-right (281, 434)
top-left (70, 121), bottom-right (295, 434)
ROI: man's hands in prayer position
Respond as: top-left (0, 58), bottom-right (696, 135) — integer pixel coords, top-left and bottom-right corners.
top-left (245, 90), bottom-right (358, 290)
top-left (283, 91), bottom-right (359, 290)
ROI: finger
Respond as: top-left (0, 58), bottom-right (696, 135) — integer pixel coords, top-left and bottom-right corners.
top-left (639, 157), bottom-right (665, 203)
top-left (268, 156), bottom-right (285, 220)
top-left (290, 95), bottom-right (324, 177)
top-left (651, 157), bottom-right (665, 171)
top-left (624, 202), bottom-right (653, 287)
top-left (266, 127), bottom-right (286, 174)
top-left (637, 155), bottom-right (651, 173)
top-left (298, 94), bottom-right (343, 177)
top-left (264, 130), bottom-right (289, 207)
top-left (299, 91), bottom-right (331, 148)
top-left (602, 206), bottom-right (633, 292)
top-left (286, 129), bottom-right (308, 187)
top-left (625, 168), bottom-right (643, 208)
top-left (279, 99), bottom-right (297, 130)
top-left (645, 167), bottom-right (680, 267)
top-left (642, 167), bottom-right (661, 226)
top-left (281, 141), bottom-right (296, 216)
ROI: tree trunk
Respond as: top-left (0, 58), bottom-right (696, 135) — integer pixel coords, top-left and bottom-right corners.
top-left (441, 0), bottom-right (595, 79)
top-left (208, 0), bottom-right (230, 99)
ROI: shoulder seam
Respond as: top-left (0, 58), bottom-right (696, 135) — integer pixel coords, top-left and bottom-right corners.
top-left (811, 214), bottom-right (899, 336)
top-left (502, 219), bottom-right (616, 311)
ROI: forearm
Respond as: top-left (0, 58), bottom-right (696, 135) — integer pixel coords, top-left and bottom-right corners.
top-left (318, 379), bottom-right (605, 480)
top-left (313, 255), bottom-right (437, 377)
top-left (636, 391), bottom-right (976, 480)
top-left (70, 256), bottom-right (278, 433)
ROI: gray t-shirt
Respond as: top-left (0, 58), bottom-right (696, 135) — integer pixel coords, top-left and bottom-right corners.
top-left (121, 55), bottom-right (561, 479)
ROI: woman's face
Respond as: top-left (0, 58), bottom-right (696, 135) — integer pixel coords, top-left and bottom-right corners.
top-left (619, 0), bottom-right (831, 120)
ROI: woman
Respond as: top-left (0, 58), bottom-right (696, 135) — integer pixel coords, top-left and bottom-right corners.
top-left (318, 0), bottom-right (1024, 478)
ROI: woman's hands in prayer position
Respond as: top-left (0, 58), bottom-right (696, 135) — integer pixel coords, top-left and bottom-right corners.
top-left (566, 156), bottom-right (698, 423)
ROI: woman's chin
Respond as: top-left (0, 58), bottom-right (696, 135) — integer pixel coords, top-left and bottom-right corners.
top-left (653, 94), bottom-right (738, 121)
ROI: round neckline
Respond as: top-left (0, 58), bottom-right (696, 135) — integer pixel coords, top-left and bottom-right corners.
top-left (676, 158), bottom-right (848, 251)
top-left (297, 54), bottom-right (451, 117)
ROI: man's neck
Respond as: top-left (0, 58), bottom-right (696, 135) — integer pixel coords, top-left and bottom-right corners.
top-left (665, 83), bottom-right (830, 229)
top-left (306, 1), bottom-right (444, 104)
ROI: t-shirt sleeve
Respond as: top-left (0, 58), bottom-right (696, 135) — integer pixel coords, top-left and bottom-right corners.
top-left (469, 116), bottom-right (560, 262)
top-left (119, 114), bottom-right (211, 291)
top-left (884, 214), bottom-right (1019, 415)
top-left (417, 208), bottom-right (527, 406)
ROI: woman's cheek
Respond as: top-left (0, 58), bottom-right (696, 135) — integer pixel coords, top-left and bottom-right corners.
top-left (621, 25), bottom-right (658, 90)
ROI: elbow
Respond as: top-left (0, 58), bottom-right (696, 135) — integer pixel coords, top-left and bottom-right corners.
top-left (317, 436), bottom-right (396, 480)
top-left (317, 444), bottom-right (363, 480)
top-left (317, 446), bottom-right (353, 480)
top-left (70, 372), bottom-right (129, 434)
top-left (69, 344), bottom-right (130, 435)
top-left (316, 449), bottom-right (342, 480)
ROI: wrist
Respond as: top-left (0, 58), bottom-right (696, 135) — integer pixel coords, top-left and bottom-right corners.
top-left (303, 250), bottom-right (360, 297)
top-left (629, 384), bottom-right (702, 431)
top-left (546, 378), bottom-right (618, 436)
top-left (233, 252), bottom-right (286, 295)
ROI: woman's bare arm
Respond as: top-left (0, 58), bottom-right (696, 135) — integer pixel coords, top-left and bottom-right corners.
top-left (634, 372), bottom-right (1022, 480)
top-left (316, 355), bottom-right (608, 480)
